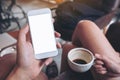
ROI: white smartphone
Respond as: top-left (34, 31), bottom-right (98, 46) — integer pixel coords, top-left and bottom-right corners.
top-left (27, 8), bottom-right (58, 59)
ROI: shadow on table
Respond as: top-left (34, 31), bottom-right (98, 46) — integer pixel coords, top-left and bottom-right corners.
top-left (54, 69), bottom-right (94, 80)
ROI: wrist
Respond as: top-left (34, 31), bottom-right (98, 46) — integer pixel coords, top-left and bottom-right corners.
top-left (6, 66), bottom-right (33, 80)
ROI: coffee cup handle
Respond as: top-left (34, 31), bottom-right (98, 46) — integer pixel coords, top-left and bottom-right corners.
top-left (92, 57), bottom-right (96, 65)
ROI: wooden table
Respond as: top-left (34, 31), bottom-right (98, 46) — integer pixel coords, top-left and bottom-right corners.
top-left (53, 69), bottom-right (94, 80)
top-left (8, 31), bottom-right (19, 39)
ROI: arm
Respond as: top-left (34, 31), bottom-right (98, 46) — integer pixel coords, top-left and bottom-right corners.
top-left (6, 25), bottom-right (56, 80)
top-left (6, 25), bottom-right (47, 80)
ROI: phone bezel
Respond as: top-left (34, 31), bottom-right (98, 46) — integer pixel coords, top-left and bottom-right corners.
top-left (27, 8), bottom-right (58, 59)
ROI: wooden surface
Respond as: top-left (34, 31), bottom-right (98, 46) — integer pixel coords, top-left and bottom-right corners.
top-left (8, 31), bottom-right (19, 40)
top-left (53, 69), bottom-right (94, 80)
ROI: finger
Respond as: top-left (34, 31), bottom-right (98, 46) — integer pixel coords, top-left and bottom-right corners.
top-left (56, 42), bottom-right (62, 48)
top-left (44, 58), bottom-right (53, 66)
top-left (94, 64), bottom-right (107, 75)
top-left (94, 64), bottom-right (103, 69)
top-left (55, 31), bottom-right (61, 38)
top-left (95, 66), bottom-right (106, 71)
top-left (95, 54), bottom-right (102, 60)
top-left (96, 68), bottom-right (107, 74)
top-left (18, 25), bottom-right (29, 43)
top-left (95, 60), bottom-right (104, 65)
top-left (96, 69), bottom-right (107, 75)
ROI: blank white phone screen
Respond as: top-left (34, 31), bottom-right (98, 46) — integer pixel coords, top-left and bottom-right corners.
top-left (28, 13), bottom-right (56, 54)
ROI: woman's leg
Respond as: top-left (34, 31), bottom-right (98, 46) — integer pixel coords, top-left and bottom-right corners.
top-left (72, 20), bottom-right (118, 58)
top-left (72, 20), bottom-right (120, 80)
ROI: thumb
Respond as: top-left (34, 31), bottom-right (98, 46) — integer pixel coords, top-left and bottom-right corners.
top-left (44, 58), bottom-right (53, 66)
top-left (95, 54), bottom-right (103, 60)
top-left (18, 25), bottom-right (29, 43)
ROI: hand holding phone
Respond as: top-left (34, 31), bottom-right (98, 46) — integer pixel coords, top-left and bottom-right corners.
top-left (27, 8), bottom-right (58, 59)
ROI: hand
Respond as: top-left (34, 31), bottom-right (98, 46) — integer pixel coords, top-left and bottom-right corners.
top-left (17, 25), bottom-right (54, 79)
top-left (6, 25), bottom-right (61, 80)
top-left (94, 54), bottom-right (120, 77)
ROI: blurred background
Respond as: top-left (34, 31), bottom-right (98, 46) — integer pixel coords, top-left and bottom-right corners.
top-left (0, 0), bottom-right (60, 33)
top-left (0, 0), bottom-right (120, 79)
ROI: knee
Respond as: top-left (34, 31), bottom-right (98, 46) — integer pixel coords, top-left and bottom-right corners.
top-left (62, 42), bottom-right (74, 54)
top-left (76, 20), bottom-right (98, 29)
top-left (62, 42), bottom-right (77, 58)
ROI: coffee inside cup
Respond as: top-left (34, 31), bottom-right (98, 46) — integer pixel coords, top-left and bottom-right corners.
top-left (73, 59), bottom-right (87, 64)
